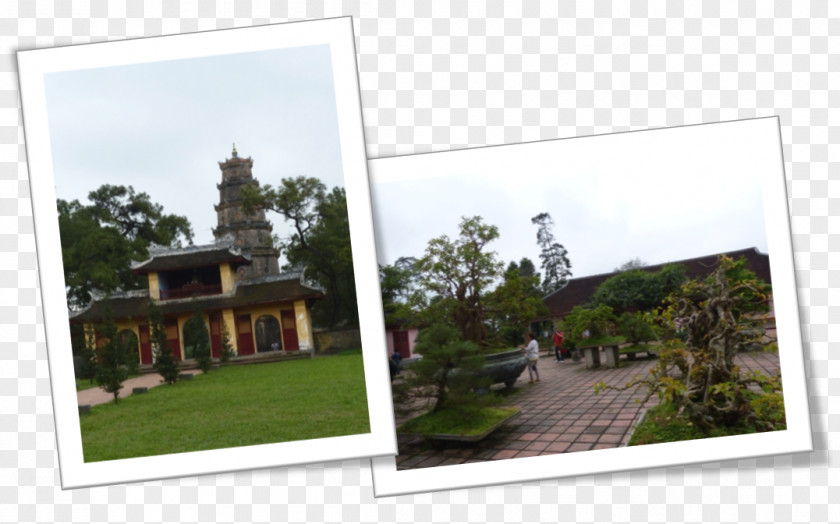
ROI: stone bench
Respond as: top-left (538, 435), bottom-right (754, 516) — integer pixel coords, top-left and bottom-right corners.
top-left (579, 345), bottom-right (621, 369)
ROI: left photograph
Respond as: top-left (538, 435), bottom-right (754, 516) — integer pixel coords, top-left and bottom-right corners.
top-left (19, 17), bottom-right (396, 489)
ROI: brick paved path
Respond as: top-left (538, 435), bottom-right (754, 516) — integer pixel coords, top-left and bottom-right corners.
top-left (395, 350), bottom-right (781, 470)
top-left (76, 371), bottom-right (202, 407)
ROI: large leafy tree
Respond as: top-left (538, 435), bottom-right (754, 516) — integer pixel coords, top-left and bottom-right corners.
top-left (241, 177), bottom-right (357, 328)
top-left (58, 185), bottom-right (193, 309)
top-left (416, 216), bottom-right (504, 344)
top-left (379, 256), bottom-right (420, 326)
top-left (531, 212), bottom-right (572, 294)
top-left (590, 263), bottom-right (687, 313)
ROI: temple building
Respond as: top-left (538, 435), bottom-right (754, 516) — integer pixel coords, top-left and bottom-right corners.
top-left (70, 147), bottom-right (323, 364)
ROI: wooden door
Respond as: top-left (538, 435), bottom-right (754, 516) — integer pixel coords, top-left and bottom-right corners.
top-left (138, 325), bottom-right (153, 365)
top-left (236, 314), bottom-right (255, 356)
top-left (165, 321), bottom-right (181, 361)
top-left (209, 314), bottom-right (222, 359)
top-left (280, 310), bottom-right (299, 351)
top-left (393, 330), bottom-right (410, 358)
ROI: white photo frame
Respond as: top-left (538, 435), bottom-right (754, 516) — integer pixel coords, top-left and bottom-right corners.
top-left (19, 17), bottom-right (396, 489)
top-left (369, 117), bottom-right (811, 497)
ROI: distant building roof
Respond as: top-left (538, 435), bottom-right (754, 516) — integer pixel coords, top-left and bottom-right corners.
top-left (542, 247), bottom-right (772, 319)
top-left (131, 240), bottom-right (251, 274)
top-left (70, 272), bottom-right (323, 323)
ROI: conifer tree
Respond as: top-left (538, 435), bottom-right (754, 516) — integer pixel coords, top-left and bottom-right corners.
top-left (94, 310), bottom-right (130, 403)
top-left (219, 318), bottom-right (235, 363)
top-left (148, 301), bottom-right (180, 384)
top-left (185, 307), bottom-right (212, 373)
top-left (531, 212), bottom-right (572, 294)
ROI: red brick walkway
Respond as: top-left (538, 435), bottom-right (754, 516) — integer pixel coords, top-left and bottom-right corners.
top-left (395, 350), bottom-right (781, 470)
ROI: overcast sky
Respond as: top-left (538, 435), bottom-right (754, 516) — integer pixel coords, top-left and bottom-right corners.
top-left (43, 44), bottom-right (344, 260)
top-left (369, 119), bottom-right (776, 280)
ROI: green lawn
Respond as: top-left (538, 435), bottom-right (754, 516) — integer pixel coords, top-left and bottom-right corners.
top-left (628, 401), bottom-right (785, 446)
top-left (399, 407), bottom-right (519, 437)
top-left (80, 351), bottom-right (370, 462)
top-left (76, 378), bottom-right (97, 391)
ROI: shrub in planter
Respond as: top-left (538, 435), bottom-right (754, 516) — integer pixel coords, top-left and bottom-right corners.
top-left (392, 324), bottom-right (509, 438)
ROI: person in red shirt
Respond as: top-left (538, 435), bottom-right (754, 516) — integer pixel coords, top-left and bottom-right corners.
top-left (553, 329), bottom-right (565, 362)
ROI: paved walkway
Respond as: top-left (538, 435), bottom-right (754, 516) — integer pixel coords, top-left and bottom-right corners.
top-left (77, 370), bottom-right (203, 407)
top-left (395, 349), bottom-right (781, 470)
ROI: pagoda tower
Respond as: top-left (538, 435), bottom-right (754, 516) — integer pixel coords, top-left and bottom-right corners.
top-left (212, 144), bottom-right (280, 279)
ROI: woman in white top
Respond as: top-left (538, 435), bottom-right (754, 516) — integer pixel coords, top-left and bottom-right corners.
top-left (521, 332), bottom-right (540, 383)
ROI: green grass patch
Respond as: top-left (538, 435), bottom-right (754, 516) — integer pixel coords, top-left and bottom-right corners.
top-left (579, 335), bottom-right (626, 347)
top-left (399, 406), bottom-right (519, 437)
top-left (628, 401), bottom-right (783, 446)
top-left (80, 352), bottom-right (370, 462)
top-left (76, 378), bottom-right (97, 391)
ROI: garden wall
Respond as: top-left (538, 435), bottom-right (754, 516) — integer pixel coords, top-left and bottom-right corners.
top-left (314, 328), bottom-right (362, 353)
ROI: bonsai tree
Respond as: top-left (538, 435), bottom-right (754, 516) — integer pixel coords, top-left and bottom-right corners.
top-left (597, 256), bottom-right (783, 435)
top-left (148, 301), bottom-right (180, 384)
top-left (618, 311), bottom-right (656, 345)
top-left (560, 304), bottom-right (618, 346)
top-left (392, 324), bottom-right (491, 417)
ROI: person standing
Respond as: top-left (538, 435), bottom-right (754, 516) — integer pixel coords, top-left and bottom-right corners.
top-left (553, 328), bottom-right (565, 362)
top-left (521, 332), bottom-right (540, 383)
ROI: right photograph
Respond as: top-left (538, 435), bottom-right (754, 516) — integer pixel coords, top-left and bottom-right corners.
top-left (369, 117), bottom-right (811, 496)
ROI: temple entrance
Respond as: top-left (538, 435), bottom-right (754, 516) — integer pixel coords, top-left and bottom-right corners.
top-left (392, 330), bottom-right (410, 359)
top-left (255, 315), bottom-right (281, 353)
top-left (138, 325), bottom-right (153, 364)
top-left (209, 314), bottom-right (222, 358)
top-left (117, 329), bottom-right (140, 365)
top-left (182, 316), bottom-right (209, 360)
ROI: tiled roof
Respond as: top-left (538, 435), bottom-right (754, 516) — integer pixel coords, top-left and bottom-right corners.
top-left (542, 247), bottom-right (772, 319)
top-left (131, 243), bottom-right (252, 274)
top-left (70, 273), bottom-right (323, 323)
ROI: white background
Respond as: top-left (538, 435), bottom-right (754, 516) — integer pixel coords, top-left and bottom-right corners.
top-left (1, 1), bottom-right (837, 523)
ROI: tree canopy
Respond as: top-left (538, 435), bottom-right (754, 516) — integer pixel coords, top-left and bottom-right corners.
top-left (58, 185), bottom-right (193, 309)
top-left (379, 256), bottom-right (420, 326)
top-left (416, 216), bottom-right (504, 344)
top-left (487, 258), bottom-right (548, 346)
top-left (241, 177), bottom-right (357, 328)
top-left (590, 263), bottom-right (687, 313)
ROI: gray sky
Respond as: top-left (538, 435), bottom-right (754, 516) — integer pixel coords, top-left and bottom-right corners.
top-left (370, 119), bottom-right (774, 279)
top-left (43, 44), bottom-right (344, 260)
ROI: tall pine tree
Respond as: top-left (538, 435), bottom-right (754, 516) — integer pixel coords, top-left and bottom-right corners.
top-left (531, 212), bottom-right (572, 295)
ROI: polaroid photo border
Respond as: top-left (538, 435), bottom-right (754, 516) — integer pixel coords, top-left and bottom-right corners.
top-left (369, 117), bottom-right (811, 497)
top-left (19, 17), bottom-right (396, 489)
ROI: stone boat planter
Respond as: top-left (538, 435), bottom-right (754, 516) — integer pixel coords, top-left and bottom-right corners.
top-left (475, 349), bottom-right (529, 389)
